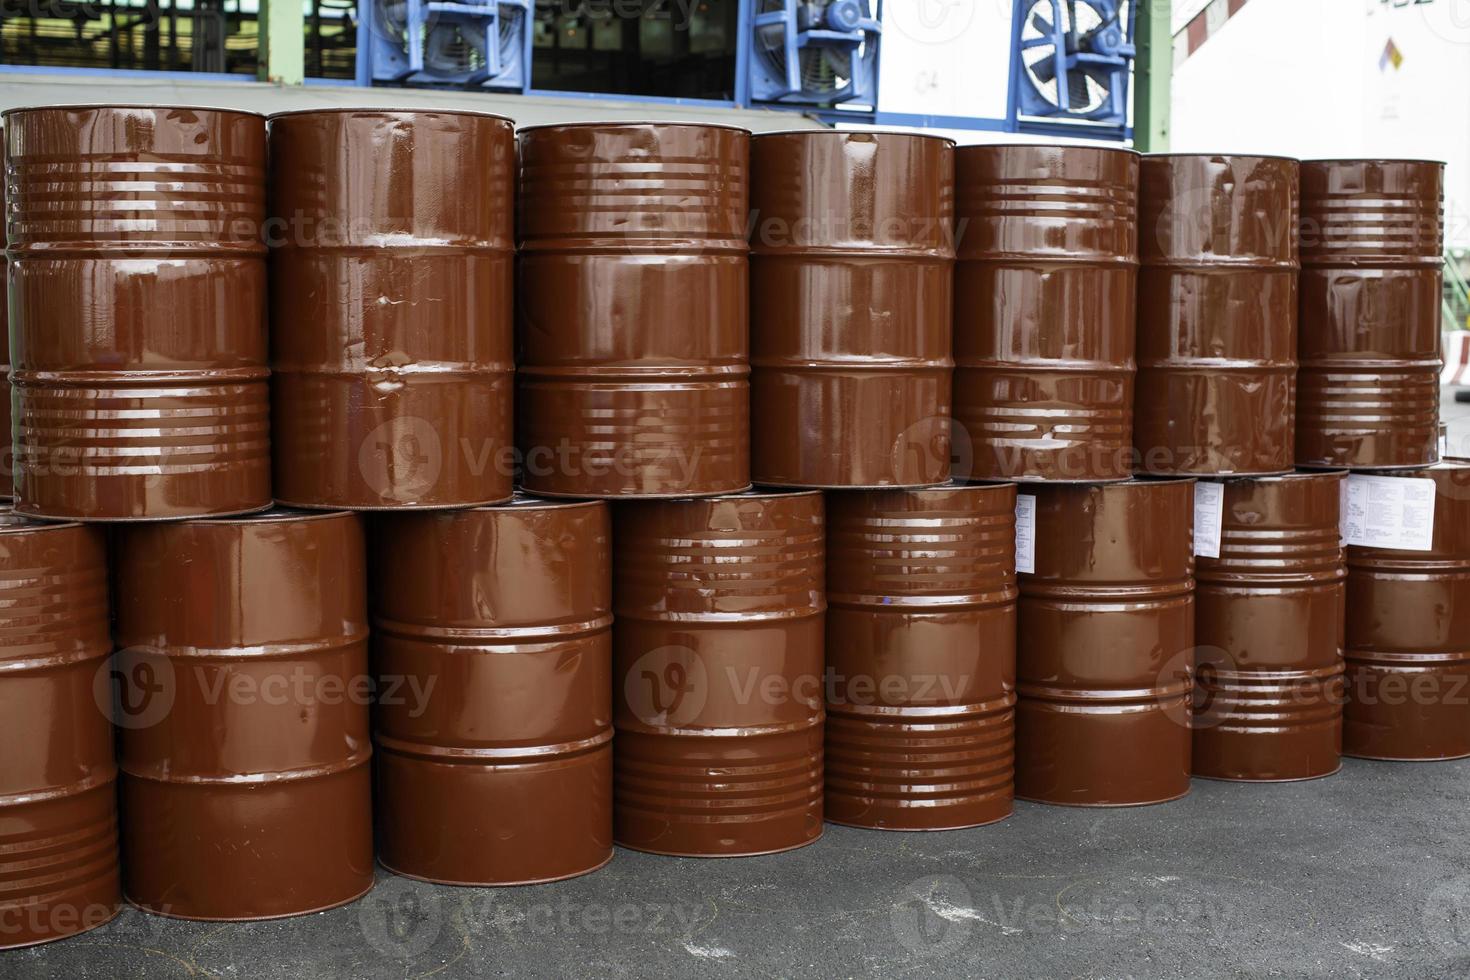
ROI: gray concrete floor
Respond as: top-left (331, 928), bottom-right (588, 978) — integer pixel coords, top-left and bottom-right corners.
top-left (7, 390), bottom-right (1470, 980)
top-left (6, 757), bottom-right (1470, 979)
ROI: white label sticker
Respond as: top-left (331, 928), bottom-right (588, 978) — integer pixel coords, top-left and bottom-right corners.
top-left (1014, 494), bottom-right (1036, 575)
top-left (1340, 474), bottom-right (1437, 552)
top-left (1193, 481), bottom-right (1224, 559)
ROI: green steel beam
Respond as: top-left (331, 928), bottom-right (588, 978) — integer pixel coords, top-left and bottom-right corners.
top-left (1134, 0), bottom-right (1172, 152)
top-left (259, 0), bottom-right (305, 84)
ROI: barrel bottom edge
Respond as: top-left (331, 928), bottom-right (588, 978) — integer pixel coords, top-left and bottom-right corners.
top-left (1015, 788), bottom-right (1191, 808)
top-left (12, 501), bottom-right (273, 523)
top-left (823, 810), bottom-right (1012, 833)
top-left (1137, 467), bottom-right (1296, 479)
top-left (1342, 749), bottom-right (1470, 763)
top-left (750, 478), bottom-right (952, 491)
top-left (377, 852), bottom-right (613, 888)
top-left (123, 881), bottom-right (375, 922)
top-left (1190, 766), bottom-right (1342, 783)
top-left (962, 474), bottom-right (1133, 486)
top-left (612, 833), bottom-right (823, 859)
top-left (518, 483), bottom-right (754, 500)
top-left (274, 494), bottom-right (515, 512)
top-left (1296, 461), bottom-right (1436, 473)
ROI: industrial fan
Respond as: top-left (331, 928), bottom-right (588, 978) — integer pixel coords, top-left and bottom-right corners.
top-left (1014, 0), bottom-right (1134, 123)
top-left (362, 0), bottom-right (531, 88)
top-left (748, 0), bottom-right (881, 106)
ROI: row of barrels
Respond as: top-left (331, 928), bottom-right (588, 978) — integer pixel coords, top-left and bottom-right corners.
top-left (6, 462), bottom-right (1468, 946)
top-left (0, 106), bottom-right (1445, 521)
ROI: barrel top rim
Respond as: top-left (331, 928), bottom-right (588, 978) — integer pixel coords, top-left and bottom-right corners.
top-left (1301, 156), bottom-right (1446, 167)
top-left (954, 141), bottom-right (1140, 157)
top-left (175, 506), bottom-right (356, 527)
top-left (751, 128), bottom-right (956, 146)
top-left (0, 512), bottom-right (85, 534)
top-left (655, 488), bottom-right (825, 504)
top-left (474, 493), bottom-right (605, 513)
top-left (516, 120), bottom-right (752, 136)
top-left (268, 106), bottom-right (515, 124)
top-left (2, 103), bottom-right (266, 120)
top-left (1201, 469), bottom-right (1348, 485)
top-left (1141, 151), bottom-right (1301, 164)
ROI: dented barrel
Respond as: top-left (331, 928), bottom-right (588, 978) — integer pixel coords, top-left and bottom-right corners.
top-left (4, 105), bottom-right (271, 520)
top-left (749, 131), bottom-right (954, 488)
top-left (517, 123), bottom-right (750, 498)
top-left (1135, 154), bottom-right (1299, 476)
top-left (613, 490), bottom-right (824, 855)
top-left (372, 496), bottom-right (612, 884)
top-left (1344, 460), bottom-right (1470, 760)
top-left (824, 483), bottom-right (1016, 830)
top-left (113, 509), bottom-right (373, 919)
top-left (268, 109), bottom-right (515, 509)
top-left (0, 517), bottom-right (118, 948)
top-left (1015, 479), bottom-right (1195, 805)
top-left (1193, 472), bottom-right (1345, 781)
top-left (953, 145), bottom-right (1138, 483)
top-left (1297, 159), bottom-right (1443, 469)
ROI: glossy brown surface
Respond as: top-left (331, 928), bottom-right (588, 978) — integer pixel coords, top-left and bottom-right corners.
top-left (0, 123), bottom-right (12, 499)
top-left (1193, 473), bottom-right (1345, 780)
top-left (269, 109), bottom-right (514, 509)
top-left (0, 517), bottom-right (118, 948)
top-left (372, 496), bottom-right (612, 884)
top-left (749, 132), bottom-right (954, 488)
top-left (517, 123), bottom-right (750, 498)
top-left (113, 510), bottom-right (372, 919)
top-left (1015, 479), bottom-right (1194, 805)
top-left (953, 145), bottom-right (1138, 482)
top-left (825, 483), bottom-right (1016, 830)
top-left (1135, 155), bottom-right (1299, 476)
top-left (1344, 460), bottom-right (1470, 760)
top-left (1297, 160), bottom-right (1443, 469)
top-left (4, 106), bottom-right (271, 520)
top-left (613, 490), bottom-right (824, 855)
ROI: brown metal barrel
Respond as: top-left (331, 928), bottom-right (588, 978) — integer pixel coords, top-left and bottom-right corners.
top-left (1193, 472), bottom-right (1345, 781)
top-left (1015, 479), bottom-right (1194, 805)
top-left (824, 483), bottom-right (1016, 830)
top-left (0, 516), bottom-right (118, 948)
top-left (3, 105), bottom-right (271, 520)
top-left (613, 490), bottom-right (824, 855)
top-left (0, 122), bottom-right (12, 499)
top-left (749, 131), bottom-right (954, 488)
top-left (1344, 460), bottom-right (1470, 760)
top-left (113, 509), bottom-right (373, 919)
top-left (371, 495), bottom-right (612, 884)
top-left (1135, 154), bottom-right (1299, 476)
top-left (268, 109), bottom-right (515, 509)
top-left (953, 145), bottom-right (1138, 483)
top-left (517, 123), bottom-right (750, 498)
top-left (1297, 159), bottom-right (1443, 469)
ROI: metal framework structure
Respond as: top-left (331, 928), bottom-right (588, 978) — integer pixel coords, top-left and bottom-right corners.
top-left (1, 0), bottom-right (1155, 141)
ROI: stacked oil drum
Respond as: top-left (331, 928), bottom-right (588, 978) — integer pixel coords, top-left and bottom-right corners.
top-left (0, 103), bottom-right (1460, 951)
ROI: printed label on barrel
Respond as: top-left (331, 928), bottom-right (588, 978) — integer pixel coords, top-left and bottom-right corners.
top-left (1015, 494), bottom-right (1036, 575)
top-left (1341, 474), bottom-right (1436, 551)
top-left (1193, 482), bottom-right (1224, 559)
